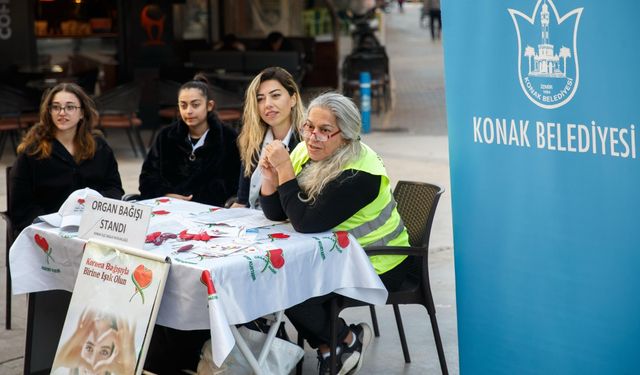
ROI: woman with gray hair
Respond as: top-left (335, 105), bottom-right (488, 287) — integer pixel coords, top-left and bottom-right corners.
top-left (260, 92), bottom-right (413, 374)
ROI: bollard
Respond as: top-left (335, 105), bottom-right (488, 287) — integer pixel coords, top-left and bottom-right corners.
top-left (360, 71), bottom-right (371, 134)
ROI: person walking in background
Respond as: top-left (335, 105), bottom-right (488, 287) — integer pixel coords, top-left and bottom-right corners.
top-left (232, 67), bottom-right (304, 209)
top-left (10, 82), bottom-right (123, 233)
top-left (138, 73), bottom-right (240, 207)
top-left (425, 0), bottom-right (442, 40)
top-left (397, 0), bottom-right (405, 13)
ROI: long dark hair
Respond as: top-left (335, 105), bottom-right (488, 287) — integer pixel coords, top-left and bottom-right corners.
top-left (17, 83), bottom-right (99, 162)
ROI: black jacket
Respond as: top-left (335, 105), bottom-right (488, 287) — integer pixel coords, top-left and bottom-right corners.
top-left (10, 136), bottom-right (124, 232)
top-left (236, 131), bottom-right (301, 206)
top-left (139, 115), bottom-right (240, 206)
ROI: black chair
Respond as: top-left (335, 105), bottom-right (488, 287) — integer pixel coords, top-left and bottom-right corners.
top-left (297, 181), bottom-right (448, 375)
top-left (94, 82), bottom-right (145, 157)
top-left (0, 85), bottom-right (39, 159)
top-left (153, 79), bottom-right (183, 146)
top-left (1, 166), bottom-right (15, 329)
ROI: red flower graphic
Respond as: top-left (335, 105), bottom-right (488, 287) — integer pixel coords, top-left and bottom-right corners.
top-left (156, 198), bottom-right (170, 203)
top-left (152, 210), bottom-right (170, 216)
top-left (200, 270), bottom-right (217, 297)
top-left (268, 233), bottom-right (290, 240)
top-left (145, 231), bottom-right (162, 243)
top-left (77, 198), bottom-right (85, 204)
top-left (335, 231), bottom-right (350, 248)
top-left (130, 264), bottom-right (153, 303)
top-left (34, 234), bottom-right (55, 264)
top-left (210, 207), bottom-right (221, 212)
top-left (179, 229), bottom-right (214, 242)
top-left (267, 249), bottom-right (285, 269)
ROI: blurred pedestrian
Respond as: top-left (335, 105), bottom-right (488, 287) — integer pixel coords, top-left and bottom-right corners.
top-left (425, 0), bottom-right (442, 40)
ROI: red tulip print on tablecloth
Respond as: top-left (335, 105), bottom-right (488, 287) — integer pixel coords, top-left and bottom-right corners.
top-left (260, 248), bottom-right (285, 274)
top-left (152, 210), bottom-right (170, 216)
top-left (34, 234), bottom-right (55, 264)
top-left (130, 264), bottom-right (153, 303)
top-left (200, 270), bottom-right (218, 300)
top-left (268, 233), bottom-right (290, 241)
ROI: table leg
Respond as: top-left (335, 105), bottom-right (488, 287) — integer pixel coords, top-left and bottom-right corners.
top-left (229, 311), bottom-right (285, 375)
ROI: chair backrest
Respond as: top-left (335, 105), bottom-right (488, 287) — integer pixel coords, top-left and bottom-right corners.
top-left (94, 82), bottom-right (143, 114)
top-left (155, 79), bottom-right (182, 107)
top-left (244, 51), bottom-right (300, 76)
top-left (393, 181), bottom-right (444, 248)
top-left (190, 50), bottom-right (244, 72)
top-left (3, 166), bottom-right (15, 242)
top-left (0, 84), bottom-right (38, 117)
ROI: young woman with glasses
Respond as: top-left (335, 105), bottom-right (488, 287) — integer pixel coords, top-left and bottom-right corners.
top-left (259, 92), bottom-right (414, 374)
top-left (232, 67), bottom-right (305, 208)
top-left (10, 82), bottom-right (124, 232)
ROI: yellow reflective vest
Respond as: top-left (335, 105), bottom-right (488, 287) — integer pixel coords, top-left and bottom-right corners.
top-left (290, 142), bottom-right (409, 274)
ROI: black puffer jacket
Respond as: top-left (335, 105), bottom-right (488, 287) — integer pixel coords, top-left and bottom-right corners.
top-left (139, 115), bottom-right (240, 206)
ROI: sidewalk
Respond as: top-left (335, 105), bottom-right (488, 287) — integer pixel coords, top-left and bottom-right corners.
top-left (0, 2), bottom-right (457, 374)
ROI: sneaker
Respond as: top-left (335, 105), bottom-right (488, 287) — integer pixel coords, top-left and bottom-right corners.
top-left (317, 345), bottom-right (360, 375)
top-left (341, 323), bottom-right (372, 375)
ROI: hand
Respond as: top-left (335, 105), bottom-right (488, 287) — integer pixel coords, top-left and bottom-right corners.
top-left (93, 317), bottom-right (137, 375)
top-left (165, 193), bottom-right (193, 201)
top-left (260, 155), bottom-right (278, 184)
top-left (53, 309), bottom-right (97, 370)
top-left (230, 202), bottom-right (248, 208)
top-left (264, 140), bottom-right (291, 170)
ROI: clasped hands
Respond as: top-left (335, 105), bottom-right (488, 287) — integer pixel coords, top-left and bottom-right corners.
top-left (260, 140), bottom-right (291, 182)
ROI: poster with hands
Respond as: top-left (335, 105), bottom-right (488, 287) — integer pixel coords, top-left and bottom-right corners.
top-left (52, 240), bottom-right (170, 375)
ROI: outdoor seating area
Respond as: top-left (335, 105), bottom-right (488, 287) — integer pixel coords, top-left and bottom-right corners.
top-left (0, 3), bottom-right (457, 375)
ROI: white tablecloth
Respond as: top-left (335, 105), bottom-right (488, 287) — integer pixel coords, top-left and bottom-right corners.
top-left (10, 197), bottom-right (387, 365)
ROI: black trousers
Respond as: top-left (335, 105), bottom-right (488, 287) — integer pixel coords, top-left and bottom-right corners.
top-left (285, 256), bottom-right (416, 348)
top-left (429, 9), bottom-right (442, 40)
top-left (144, 326), bottom-right (210, 374)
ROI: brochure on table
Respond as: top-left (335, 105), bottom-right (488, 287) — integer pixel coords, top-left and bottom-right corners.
top-left (51, 240), bottom-right (170, 375)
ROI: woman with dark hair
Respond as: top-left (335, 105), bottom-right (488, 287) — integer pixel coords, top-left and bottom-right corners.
top-left (232, 66), bottom-right (304, 208)
top-left (138, 73), bottom-right (240, 206)
top-left (11, 82), bottom-right (123, 232)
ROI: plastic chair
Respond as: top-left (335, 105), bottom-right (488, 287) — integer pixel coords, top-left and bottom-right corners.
top-left (0, 85), bottom-right (39, 159)
top-left (1, 166), bottom-right (15, 329)
top-left (94, 82), bottom-right (146, 157)
top-left (296, 181), bottom-right (448, 375)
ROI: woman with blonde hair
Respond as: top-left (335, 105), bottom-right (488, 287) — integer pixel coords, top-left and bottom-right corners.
top-left (260, 92), bottom-right (414, 374)
top-left (11, 83), bottom-right (123, 232)
top-left (232, 66), bottom-right (304, 208)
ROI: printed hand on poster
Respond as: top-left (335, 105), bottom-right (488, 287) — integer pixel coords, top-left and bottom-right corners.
top-left (53, 308), bottom-right (136, 375)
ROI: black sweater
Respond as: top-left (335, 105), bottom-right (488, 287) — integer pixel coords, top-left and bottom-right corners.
top-left (260, 168), bottom-right (380, 233)
top-left (139, 116), bottom-right (240, 207)
top-left (10, 136), bottom-right (124, 232)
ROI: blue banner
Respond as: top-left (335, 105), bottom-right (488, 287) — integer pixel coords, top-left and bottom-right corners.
top-left (443, 1), bottom-right (640, 374)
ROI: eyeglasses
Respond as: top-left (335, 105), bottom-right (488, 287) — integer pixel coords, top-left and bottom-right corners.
top-left (49, 104), bottom-right (81, 114)
top-left (301, 121), bottom-right (341, 142)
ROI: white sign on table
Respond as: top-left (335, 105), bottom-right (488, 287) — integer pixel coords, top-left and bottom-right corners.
top-left (78, 196), bottom-right (152, 249)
